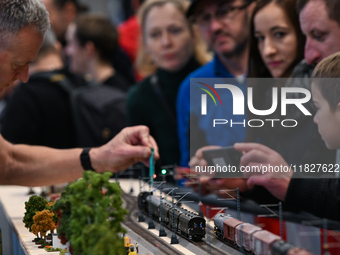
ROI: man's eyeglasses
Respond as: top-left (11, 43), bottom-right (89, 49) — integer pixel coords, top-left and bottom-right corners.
top-left (191, 2), bottom-right (251, 28)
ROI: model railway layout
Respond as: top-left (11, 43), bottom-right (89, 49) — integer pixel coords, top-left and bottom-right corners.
top-left (134, 191), bottom-right (314, 255)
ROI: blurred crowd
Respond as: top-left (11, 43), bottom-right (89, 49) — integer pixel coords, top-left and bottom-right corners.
top-left (1, 0), bottom-right (340, 223)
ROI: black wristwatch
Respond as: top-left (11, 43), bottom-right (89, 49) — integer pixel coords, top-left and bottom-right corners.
top-left (80, 147), bottom-right (95, 171)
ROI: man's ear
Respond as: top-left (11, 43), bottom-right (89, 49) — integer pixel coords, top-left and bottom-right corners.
top-left (84, 41), bottom-right (96, 57)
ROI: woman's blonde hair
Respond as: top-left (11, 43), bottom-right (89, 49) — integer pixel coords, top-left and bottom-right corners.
top-left (136, 0), bottom-right (211, 77)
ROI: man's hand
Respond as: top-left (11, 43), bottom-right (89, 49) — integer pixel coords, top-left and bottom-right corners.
top-left (90, 126), bottom-right (159, 173)
top-left (234, 143), bottom-right (293, 201)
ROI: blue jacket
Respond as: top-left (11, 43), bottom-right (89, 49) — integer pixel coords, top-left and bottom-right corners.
top-left (176, 56), bottom-right (247, 166)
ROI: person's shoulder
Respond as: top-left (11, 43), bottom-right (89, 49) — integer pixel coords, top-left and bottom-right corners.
top-left (104, 72), bottom-right (131, 92)
top-left (291, 59), bottom-right (315, 78)
top-left (8, 70), bottom-right (73, 106)
top-left (29, 69), bottom-right (88, 88)
top-left (185, 60), bottom-right (215, 79)
top-left (127, 76), bottom-right (154, 107)
top-left (128, 76), bottom-right (153, 95)
top-left (15, 71), bottom-right (63, 94)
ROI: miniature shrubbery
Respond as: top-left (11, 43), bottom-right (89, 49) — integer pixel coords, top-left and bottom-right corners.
top-left (23, 195), bottom-right (57, 243)
top-left (23, 195), bottom-right (48, 233)
top-left (31, 209), bottom-right (56, 246)
top-left (53, 171), bottom-right (128, 255)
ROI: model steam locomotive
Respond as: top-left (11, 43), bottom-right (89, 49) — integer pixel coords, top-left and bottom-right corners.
top-left (138, 191), bottom-right (206, 240)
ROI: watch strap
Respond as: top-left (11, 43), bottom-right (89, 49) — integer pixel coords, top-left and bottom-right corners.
top-left (80, 147), bottom-right (95, 171)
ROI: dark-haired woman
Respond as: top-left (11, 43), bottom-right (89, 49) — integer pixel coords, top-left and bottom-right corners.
top-left (240, 0), bottom-right (335, 204)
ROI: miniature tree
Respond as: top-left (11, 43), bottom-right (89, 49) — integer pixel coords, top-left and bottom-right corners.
top-left (54, 171), bottom-right (128, 255)
top-left (31, 209), bottom-right (56, 246)
top-left (23, 195), bottom-right (48, 240)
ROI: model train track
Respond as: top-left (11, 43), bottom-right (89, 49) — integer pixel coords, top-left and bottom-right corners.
top-left (189, 238), bottom-right (239, 255)
top-left (187, 227), bottom-right (246, 255)
top-left (122, 192), bottom-right (184, 255)
top-left (122, 192), bottom-right (242, 255)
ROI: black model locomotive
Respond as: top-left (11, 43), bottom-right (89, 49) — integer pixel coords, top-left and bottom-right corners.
top-left (138, 191), bottom-right (206, 240)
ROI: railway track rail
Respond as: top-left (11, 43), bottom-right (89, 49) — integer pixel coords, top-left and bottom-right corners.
top-left (122, 192), bottom-right (184, 255)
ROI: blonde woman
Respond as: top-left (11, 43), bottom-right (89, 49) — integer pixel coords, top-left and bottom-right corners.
top-left (127, 0), bottom-right (210, 175)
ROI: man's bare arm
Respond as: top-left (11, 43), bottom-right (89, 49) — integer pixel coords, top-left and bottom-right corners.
top-left (0, 126), bottom-right (159, 187)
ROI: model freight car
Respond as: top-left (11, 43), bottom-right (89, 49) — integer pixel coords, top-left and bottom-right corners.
top-left (213, 213), bottom-right (313, 255)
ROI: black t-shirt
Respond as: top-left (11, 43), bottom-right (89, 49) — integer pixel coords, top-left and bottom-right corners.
top-left (1, 69), bottom-right (87, 148)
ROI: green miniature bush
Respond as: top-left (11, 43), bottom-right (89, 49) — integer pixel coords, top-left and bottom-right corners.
top-left (23, 195), bottom-right (48, 233)
top-left (54, 171), bottom-right (128, 255)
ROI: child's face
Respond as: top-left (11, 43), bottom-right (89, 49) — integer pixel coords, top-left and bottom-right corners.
top-left (312, 83), bottom-right (340, 149)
